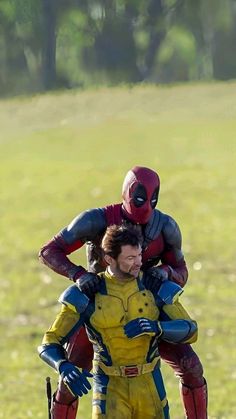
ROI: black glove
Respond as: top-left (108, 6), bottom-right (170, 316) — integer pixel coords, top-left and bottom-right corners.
top-left (76, 272), bottom-right (100, 298)
top-left (142, 267), bottom-right (169, 293)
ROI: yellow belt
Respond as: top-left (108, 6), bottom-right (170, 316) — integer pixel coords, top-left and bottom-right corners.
top-left (93, 356), bottom-right (160, 378)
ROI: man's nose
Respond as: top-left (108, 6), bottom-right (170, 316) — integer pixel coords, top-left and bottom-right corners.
top-left (135, 256), bottom-right (142, 266)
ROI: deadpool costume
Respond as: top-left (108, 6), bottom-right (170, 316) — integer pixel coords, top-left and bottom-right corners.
top-left (39, 166), bottom-right (207, 418)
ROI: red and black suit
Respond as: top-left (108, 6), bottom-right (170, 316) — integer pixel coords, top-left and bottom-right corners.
top-left (39, 166), bottom-right (207, 419)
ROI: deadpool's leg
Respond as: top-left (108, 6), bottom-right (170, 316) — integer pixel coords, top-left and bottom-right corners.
top-left (180, 379), bottom-right (207, 419)
top-left (51, 326), bottom-right (93, 419)
top-left (159, 341), bottom-right (207, 419)
top-left (51, 389), bottom-right (78, 419)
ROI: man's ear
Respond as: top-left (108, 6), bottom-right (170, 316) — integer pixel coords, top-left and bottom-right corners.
top-left (104, 254), bottom-right (113, 265)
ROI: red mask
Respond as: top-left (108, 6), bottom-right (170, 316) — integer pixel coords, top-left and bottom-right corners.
top-left (122, 166), bottom-right (160, 224)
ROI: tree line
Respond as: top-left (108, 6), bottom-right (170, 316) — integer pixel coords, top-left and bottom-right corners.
top-left (1, 0), bottom-right (236, 97)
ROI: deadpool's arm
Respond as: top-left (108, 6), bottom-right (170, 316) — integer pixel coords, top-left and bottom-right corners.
top-left (39, 208), bottom-right (107, 281)
top-left (160, 215), bottom-right (188, 287)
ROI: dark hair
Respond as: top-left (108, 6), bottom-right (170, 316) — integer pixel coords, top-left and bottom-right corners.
top-left (101, 224), bottom-right (142, 259)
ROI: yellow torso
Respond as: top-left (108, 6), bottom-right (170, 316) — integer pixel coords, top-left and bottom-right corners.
top-left (90, 271), bottom-right (159, 366)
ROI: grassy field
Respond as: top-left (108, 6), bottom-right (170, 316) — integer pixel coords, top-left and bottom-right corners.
top-left (1, 82), bottom-right (236, 418)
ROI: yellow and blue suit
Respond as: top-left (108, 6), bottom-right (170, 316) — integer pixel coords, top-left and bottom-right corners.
top-left (39, 272), bottom-right (197, 419)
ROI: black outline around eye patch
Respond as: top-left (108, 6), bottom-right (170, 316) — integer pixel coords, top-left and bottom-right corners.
top-left (131, 184), bottom-right (147, 208)
top-left (150, 187), bottom-right (159, 208)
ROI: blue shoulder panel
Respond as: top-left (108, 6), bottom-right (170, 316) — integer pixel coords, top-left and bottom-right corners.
top-left (137, 276), bottom-right (145, 291)
top-left (156, 281), bottom-right (183, 306)
top-left (58, 285), bottom-right (89, 313)
top-left (98, 275), bottom-right (108, 295)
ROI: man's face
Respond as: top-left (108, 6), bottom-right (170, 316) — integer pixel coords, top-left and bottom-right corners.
top-left (110, 244), bottom-right (142, 280)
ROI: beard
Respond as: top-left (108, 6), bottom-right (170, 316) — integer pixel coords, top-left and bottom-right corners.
top-left (114, 262), bottom-right (139, 280)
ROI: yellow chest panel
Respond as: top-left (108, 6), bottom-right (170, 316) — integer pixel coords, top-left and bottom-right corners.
top-left (90, 278), bottom-right (159, 365)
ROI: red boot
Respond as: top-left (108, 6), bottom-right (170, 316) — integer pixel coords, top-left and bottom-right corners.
top-left (180, 380), bottom-right (208, 419)
top-left (51, 397), bottom-right (78, 419)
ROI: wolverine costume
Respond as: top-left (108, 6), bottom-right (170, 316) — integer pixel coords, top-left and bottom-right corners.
top-left (39, 273), bottom-right (197, 419)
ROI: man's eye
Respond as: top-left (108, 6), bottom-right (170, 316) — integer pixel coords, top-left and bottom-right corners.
top-left (151, 199), bottom-right (157, 203)
top-left (136, 197), bottom-right (145, 202)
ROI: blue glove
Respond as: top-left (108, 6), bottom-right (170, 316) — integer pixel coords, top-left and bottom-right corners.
top-left (76, 272), bottom-right (100, 298)
top-left (124, 318), bottom-right (162, 339)
top-left (59, 362), bottom-right (93, 397)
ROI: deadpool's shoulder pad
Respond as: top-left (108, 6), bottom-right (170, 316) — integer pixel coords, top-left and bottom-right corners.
top-left (58, 285), bottom-right (89, 313)
top-left (162, 214), bottom-right (182, 247)
top-left (157, 281), bottom-right (183, 305)
top-left (61, 207), bottom-right (107, 244)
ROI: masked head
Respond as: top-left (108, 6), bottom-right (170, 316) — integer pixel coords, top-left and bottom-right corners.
top-left (122, 166), bottom-right (160, 224)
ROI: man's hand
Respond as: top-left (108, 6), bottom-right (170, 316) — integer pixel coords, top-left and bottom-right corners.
top-left (148, 267), bottom-right (169, 281)
top-left (59, 362), bottom-right (93, 397)
top-left (76, 272), bottom-right (100, 298)
top-left (124, 318), bottom-right (162, 339)
top-left (142, 267), bottom-right (169, 293)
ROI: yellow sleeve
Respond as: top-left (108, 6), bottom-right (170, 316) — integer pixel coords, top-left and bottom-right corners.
top-left (42, 304), bottom-right (81, 345)
top-left (162, 299), bottom-right (192, 320)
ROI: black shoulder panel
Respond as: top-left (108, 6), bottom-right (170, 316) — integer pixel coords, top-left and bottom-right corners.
top-left (162, 214), bottom-right (182, 248)
top-left (161, 214), bottom-right (185, 262)
top-left (61, 208), bottom-right (107, 244)
top-left (143, 210), bottom-right (165, 248)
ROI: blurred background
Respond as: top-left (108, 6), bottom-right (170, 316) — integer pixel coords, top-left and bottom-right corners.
top-left (1, 0), bottom-right (236, 96)
top-left (1, 1), bottom-right (236, 418)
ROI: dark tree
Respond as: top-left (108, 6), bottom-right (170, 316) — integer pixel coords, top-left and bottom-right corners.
top-left (42, 0), bottom-right (57, 89)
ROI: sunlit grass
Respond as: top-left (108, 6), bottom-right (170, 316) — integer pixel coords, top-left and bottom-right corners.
top-left (1, 82), bottom-right (236, 418)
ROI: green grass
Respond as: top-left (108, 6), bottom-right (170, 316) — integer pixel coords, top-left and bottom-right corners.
top-left (1, 82), bottom-right (236, 418)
